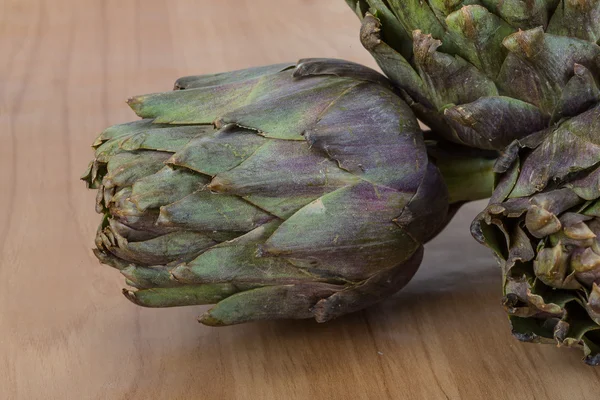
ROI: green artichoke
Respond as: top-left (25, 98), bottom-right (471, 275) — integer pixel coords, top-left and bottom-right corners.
top-left (82, 59), bottom-right (466, 326)
top-left (345, 0), bottom-right (600, 363)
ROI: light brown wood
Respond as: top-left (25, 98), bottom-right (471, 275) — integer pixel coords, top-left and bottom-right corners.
top-left (1, 0), bottom-right (599, 398)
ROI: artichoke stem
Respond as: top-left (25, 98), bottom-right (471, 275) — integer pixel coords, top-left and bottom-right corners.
top-left (427, 141), bottom-right (497, 204)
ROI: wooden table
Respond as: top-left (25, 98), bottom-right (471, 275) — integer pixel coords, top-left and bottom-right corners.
top-left (1, 1), bottom-right (599, 398)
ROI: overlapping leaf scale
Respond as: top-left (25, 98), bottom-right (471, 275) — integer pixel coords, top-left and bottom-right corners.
top-left (444, 96), bottom-right (549, 150)
top-left (214, 78), bottom-right (361, 141)
top-left (226, 77), bottom-right (440, 281)
top-left (444, 5), bottom-right (515, 79)
top-left (151, 60), bottom-right (433, 280)
top-left (207, 140), bottom-right (360, 219)
top-left (168, 125), bottom-right (268, 176)
top-left (81, 120), bottom-right (209, 188)
top-left (98, 228), bottom-right (217, 266)
top-left (173, 63), bottom-right (294, 90)
top-left (102, 151), bottom-right (172, 190)
top-left (547, 0), bottom-right (600, 42)
top-left (82, 120), bottom-right (209, 221)
top-left (303, 81), bottom-right (427, 191)
top-left (552, 64), bottom-right (600, 123)
top-left (86, 131), bottom-right (230, 269)
top-left (479, 0), bottom-right (558, 29)
top-left (84, 116), bottom-right (270, 274)
top-left (95, 121), bottom-right (211, 161)
top-left (350, 2), bottom-right (509, 101)
top-left (104, 188), bottom-right (160, 232)
top-left (385, 0), bottom-right (458, 53)
top-left (412, 30), bottom-right (499, 112)
top-left (358, 13), bottom-right (429, 107)
top-left (497, 28), bottom-right (600, 115)
top-left (129, 166), bottom-right (208, 212)
top-left (509, 104), bottom-right (600, 198)
top-left (156, 189), bottom-right (275, 233)
top-left (261, 181), bottom-right (421, 280)
top-left (129, 70), bottom-right (363, 141)
top-left (293, 58), bottom-right (394, 87)
top-left (170, 220), bottom-right (332, 285)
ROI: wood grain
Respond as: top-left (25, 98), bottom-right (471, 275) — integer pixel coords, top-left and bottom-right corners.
top-left (1, 1), bottom-right (599, 399)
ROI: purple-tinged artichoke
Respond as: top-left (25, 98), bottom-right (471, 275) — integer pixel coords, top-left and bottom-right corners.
top-left (345, 0), bottom-right (600, 150)
top-left (472, 105), bottom-right (600, 366)
top-left (82, 59), bottom-right (476, 326)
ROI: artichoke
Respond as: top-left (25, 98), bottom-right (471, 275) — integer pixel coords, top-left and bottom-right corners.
top-left (82, 59), bottom-right (472, 326)
top-left (472, 116), bottom-right (600, 366)
top-left (345, 0), bottom-right (600, 150)
top-left (345, 1), bottom-right (600, 363)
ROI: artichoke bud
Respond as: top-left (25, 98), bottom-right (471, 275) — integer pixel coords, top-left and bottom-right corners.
top-left (83, 59), bottom-right (451, 326)
top-left (347, 0), bottom-right (600, 151)
top-left (473, 134), bottom-right (600, 364)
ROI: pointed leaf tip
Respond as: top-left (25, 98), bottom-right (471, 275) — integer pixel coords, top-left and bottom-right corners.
top-left (127, 96), bottom-right (141, 108)
top-left (198, 312), bottom-right (226, 327)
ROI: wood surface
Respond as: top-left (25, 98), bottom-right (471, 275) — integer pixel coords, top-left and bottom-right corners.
top-left (1, 0), bottom-right (599, 399)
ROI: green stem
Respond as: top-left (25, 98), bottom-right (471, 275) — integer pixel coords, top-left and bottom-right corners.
top-left (427, 141), bottom-right (497, 204)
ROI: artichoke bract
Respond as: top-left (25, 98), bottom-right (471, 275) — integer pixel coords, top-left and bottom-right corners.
top-left (82, 59), bottom-right (451, 326)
